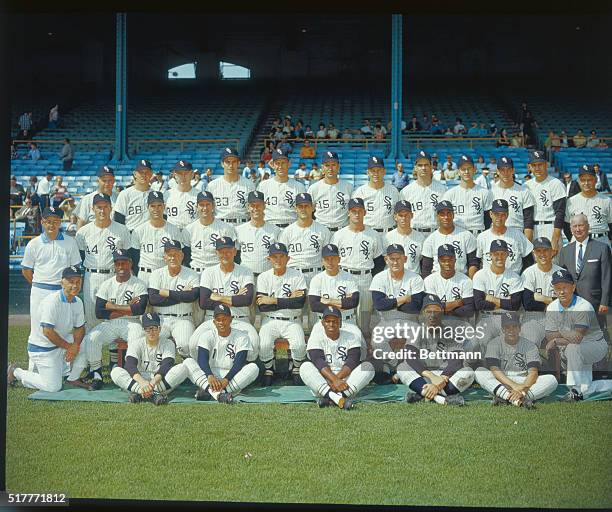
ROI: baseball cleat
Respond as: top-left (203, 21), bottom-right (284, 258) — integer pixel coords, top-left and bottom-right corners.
top-left (405, 391), bottom-right (423, 404)
top-left (340, 398), bottom-right (354, 410)
top-left (128, 392), bottom-right (142, 403)
top-left (195, 388), bottom-right (212, 401)
top-left (152, 393), bottom-right (168, 406)
top-left (7, 362), bottom-right (18, 387)
top-left (561, 388), bottom-right (583, 402)
top-left (262, 371), bottom-right (274, 387)
top-left (88, 379), bottom-right (104, 391)
top-left (445, 394), bottom-right (465, 406)
top-left (217, 392), bottom-right (233, 404)
top-left (317, 397), bottom-right (332, 408)
top-left (521, 396), bottom-right (536, 409)
top-left (491, 395), bottom-right (509, 406)
top-left (291, 372), bottom-right (303, 386)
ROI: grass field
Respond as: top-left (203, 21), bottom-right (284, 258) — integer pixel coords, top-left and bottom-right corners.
top-left (6, 325), bottom-right (612, 508)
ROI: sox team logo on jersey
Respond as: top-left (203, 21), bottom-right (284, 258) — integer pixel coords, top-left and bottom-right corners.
top-left (430, 194), bottom-right (440, 207)
top-left (513, 352), bottom-right (527, 371)
top-left (384, 196), bottom-right (392, 214)
top-left (500, 283), bottom-right (510, 297)
top-left (509, 196), bottom-right (519, 212)
top-left (336, 192), bottom-right (347, 207)
top-left (229, 281), bottom-right (240, 294)
top-left (105, 236), bottom-right (117, 251)
top-left (337, 346), bottom-right (348, 362)
top-left (226, 344), bottom-right (236, 360)
top-left (285, 191), bottom-right (295, 207)
top-left (186, 201), bottom-right (196, 217)
top-left (123, 290), bottom-right (134, 302)
top-left (406, 243), bottom-right (418, 262)
top-left (237, 191), bottom-right (246, 207)
top-left (337, 285), bottom-right (347, 299)
top-left (451, 286), bottom-right (461, 300)
top-left (452, 241), bottom-right (463, 258)
top-left (539, 190), bottom-right (550, 206)
top-left (160, 236), bottom-right (171, 247)
top-left (471, 197), bottom-right (482, 214)
top-left (309, 234), bottom-right (321, 251)
top-left (262, 235), bottom-right (272, 249)
top-left (592, 206), bottom-right (603, 223)
top-left (360, 241), bottom-right (370, 258)
top-left (282, 283), bottom-right (292, 297)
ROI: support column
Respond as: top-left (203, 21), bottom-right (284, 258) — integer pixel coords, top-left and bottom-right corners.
top-left (114, 13), bottom-right (129, 161)
top-left (389, 14), bottom-right (404, 162)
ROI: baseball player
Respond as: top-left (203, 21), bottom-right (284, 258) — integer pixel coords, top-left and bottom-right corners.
top-left (475, 312), bottom-right (558, 408)
top-left (423, 244), bottom-right (475, 323)
top-left (544, 269), bottom-right (611, 401)
top-left (369, 244), bottom-right (425, 322)
top-left (75, 193), bottom-right (131, 329)
top-left (442, 154), bottom-right (493, 236)
top-left (66, 249), bottom-right (149, 390)
top-left (256, 242), bottom-right (307, 386)
top-left (393, 294), bottom-right (476, 406)
top-left (331, 198), bottom-right (384, 336)
top-left (113, 159), bottom-right (154, 231)
top-left (476, 199), bottom-right (534, 274)
top-left (150, 171), bottom-right (168, 193)
top-left (400, 150), bottom-right (447, 235)
top-left (182, 304), bottom-right (259, 403)
top-left (421, 200), bottom-right (479, 278)
top-left (110, 312), bottom-right (189, 405)
top-left (352, 156), bottom-right (399, 233)
top-left (206, 147), bottom-right (254, 225)
top-left (564, 164), bottom-right (612, 246)
top-left (74, 165), bottom-right (118, 230)
top-left (491, 156), bottom-right (535, 239)
top-left (21, 206), bottom-right (82, 336)
top-left (130, 191), bottom-right (186, 287)
top-left (148, 240), bottom-right (200, 358)
top-left (384, 200), bottom-right (426, 274)
top-left (163, 160), bottom-right (200, 230)
top-left (257, 148), bottom-right (306, 228)
top-left (299, 306), bottom-right (375, 409)
top-left (524, 150), bottom-right (566, 254)
top-left (307, 150), bottom-right (353, 232)
top-left (8, 266), bottom-right (85, 393)
top-left (473, 239), bottom-right (524, 349)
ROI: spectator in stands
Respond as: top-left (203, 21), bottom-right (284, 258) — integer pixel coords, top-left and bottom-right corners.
top-left (560, 130), bottom-right (569, 148)
top-left (467, 122), bottom-right (480, 136)
top-left (65, 214), bottom-right (78, 237)
top-left (279, 137), bottom-right (293, 155)
top-left (294, 120), bottom-right (305, 140)
top-left (116, 185), bottom-right (124, 193)
top-left (516, 102), bottom-right (529, 127)
top-left (15, 197), bottom-right (41, 235)
top-left (430, 116), bottom-right (444, 135)
top-left (18, 111), bottom-right (33, 139)
top-left (489, 121), bottom-right (498, 137)
top-left (242, 160), bottom-right (254, 179)
top-left (316, 123), bottom-right (327, 139)
top-left (593, 164), bottom-right (611, 193)
top-left (51, 175), bottom-right (69, 209)
top-left (421, 114), bottom-right (431, 133)
top-left (373, 123), bottom-right (386, 140)
top-left (300, 139), bottom-right (316, 159)
top-left (496, 129), bottom-right (511, 147)
top-left (544, 131), bottom-right (561, 154)
top-left (328, 123), bottom-right (339, 139)
top-left (407, 115), bottom-right (421, 132)
top-left (25, 176), bottom-right (38, 200)
top-left (191, 170), bottom-right (205, 192)
top-left (48, 105), bottom-right (60, 128)
top-left (522, 111), bottom-right (538, 146)
top-left (150, 171), bottom-right (168, 193)
top-left (511, 131), bottom-right (524, 148)
top-left (431, 153), bottom-right (439, 169)
top-left (391, 162), bottom-right (409, 191)
top-left (442, 155), bottom-right (458, 180)
top-left (586, 130), bottom-right (600, 148)
top-left (273, 127), bottom-right (284, 142)
top-left (309, 163), bottom-right (322, 182)
top-left (272, 118), bottom-right (282, 130)
top-left (478, 122), bottom-right (489, 137)
top-left (376, 119), bottom-right (388, 136)
top-left (249, 169), bottom-right (262, 187)
top-left (304, 124), bottom-right (315, 139)
top-left (59, 138), bottom-right (74, 170)
top-left (10, 176), bottom-right (25, 219)
top-left (257, 161), bottom-right (271, 180)
top-left (202, 168), bottom-right (214, 187)
top-left (11, 141), bottom-right (18, 160)
top-left (488, 157), bottom-right (498, 173)
top-left (295, 163), bottom-right (309, 185)
top-left (261, 146), bottom-right (273, 164)
top-left (475, 155), bottom-right (486, 172)
top-left (573, 129), bottom-right (587, 148)
top-left (432, 161), bottom-right (443, 181)
top-left (282, 117), bottom-right (293, 136)
top-left (562, 171), bottom-right (580, 198)
top-left (37, 171), bottom-right (54, 210)
top-left (474, 167), bottom-right (492, 190)
top-left (23, 142), bottom-right (41, 161)
top-left (453, 118), bottom-right (466, 135)
top-left (360, 119), bottom-right (373, 138)
top-left (342, 127), bottom-right (353, 139)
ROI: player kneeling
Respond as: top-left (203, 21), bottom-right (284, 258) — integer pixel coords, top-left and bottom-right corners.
top-left (475, 312), bottom-right (558, 409)
top-left (395, 294), bottom-right (476, 406)
top-left (110, 312), bottom-right (188, 405)
top-left (300, 306), bottom-right (374, 410)
top-left (183, 304), bottom-right (259, 404)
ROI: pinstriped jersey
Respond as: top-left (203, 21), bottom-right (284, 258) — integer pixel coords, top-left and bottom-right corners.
top-left (256, 267), bottom-right (307, 319)
top-left (309, 270), bottom-right (359, 322)
top-left (306, 327), bottom-right (361, 373)
top-left (331, 226), bottom-right (384, 270)
top-left (206, 176), bottom-right (254, 221)
top-left (96, 274), bottom-right (148, 322)
top-left (485, 336), bottom-right (540, 375)
top-left (384, 229), bottom-right (426, 274)
top-left (307, 179), bottom-right (354, 229)
top-left (113, 187), bottom-right (151, 231)
top-left (423, 271), bottom-right (473, 303)
top-left (183, 218), bottom-right (237, 269)
top-left (476, 228), bottom-right (533, 274)
top-left (524, 175), bottom-right (566, 222)
top-left (197, 328), bottom-right (252, 371)
top-left (235, 221), bottom-right (281, 274)
top-left (442, 184), bottom-right (493, 231)
top-left (400, 180), bottom-right (447, 230)
top-left (75, 221), bottom-right (132, 270)
top-left (352, 183), bottom-right (400, 230)
top-left (278, 220), bottom-right (331, 269)
top-left (257, 178), bottom-right (306, 224)
top-left (125, 335), bottom-right (176, 376)
top-left (491, 183), bottom-right (535, 230)
top-left (74, 190), bottom-right (119, 224)
top-left (130, 221), bottom-right (186, 271)
top-left (163, 188), bottom-right (199, 229)
top-left (421, 227), bottom-right (477, 275)
top-left (200, 263), bottom-right (254, 319)
top-left (565, 192), bottom-right (612, 234)
top-left (148, 266), bottom-right (200, 315)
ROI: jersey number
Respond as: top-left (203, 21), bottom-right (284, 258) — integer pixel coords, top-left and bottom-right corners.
top-left (86, 244), bottom-right (98, 255)
top-left (127, 205), bottom-right (143, 216)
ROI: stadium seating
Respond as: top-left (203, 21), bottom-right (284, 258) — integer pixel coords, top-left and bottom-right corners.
top-left (553, 148), bottom-right (612, 175)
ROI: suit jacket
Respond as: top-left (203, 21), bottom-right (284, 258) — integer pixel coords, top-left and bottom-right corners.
top-left (558, 238), bottom-right (611, 308)
top-left (596, 172), bottom-right (611, 194)
top-left (566, 180), bottom-right (580, 198)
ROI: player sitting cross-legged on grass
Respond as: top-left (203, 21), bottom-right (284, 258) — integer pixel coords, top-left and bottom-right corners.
top-left (110, 312), bottom-right (188, 405)
top-left (300, 306), bottom-right (374, 409)
top-left (182, 304), bottom-right (259, 404)
top-left (475, 312), bottom-right (558, 409)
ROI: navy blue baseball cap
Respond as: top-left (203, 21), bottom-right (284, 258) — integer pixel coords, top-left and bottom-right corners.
top-left (214, 304), bottom-right (232, 317)
top-left (497, 156), bottom-right (514, 169)
top-left (220, 147), bottom-right (240, 162)
top-left (61, 265), bottom-right (82, 279)
top-left (147, 191), bottom-right (165, 205)
top-left (42, 206), bottom-right (62, 219)
top-left (174, 160), bottom-right (193, 171)
top-left (268, 242), bottom-right (288, 256)
top-left (394, 200), bottom-right (412, 213)
top-left (437, 244), bottom-right (456, 258)
top-left (414, 150), bottom-right (431, 163)
top-left (112, 249), bottom-right (131, 262)
top-left (322, 244), bottom-right (339, 257)
top-left (578, 164), bottom-right (596, 176)
top-left (322, 306), bottom-right (342, 319)
top-left (501, 311), bottom-right (521, 327)
top-left (421, 293), bottom-right (444, 310)
top-left (367, 156), bottom-right (385, 169)
top-left (386, 244), bottom-right (405, 256)
top-left (295, 192), bottom-right (313, 205)
top-left (533, 237), bottom-right (552, 249)
top-left (92, 193), bottom-right (112, 206)
top-left (215, 236), bottom-right (235, 250)
top-left (552, 268), bottom-right (574, 285)
top-left (135, 159), bottom-right (153, 171)
top-left (163, 239), bottom-right (182, 251)
top-left (435, 200), bottom-right (454, 213)
top-left (491, 199), bottom-right (509, 213)
top-left (271, 148), bottom-right (289, 161)
top-left (529, 150), bottom-right (547, 164)
top-left (97, 165), bottom-right (115, 177)
top-left (247, 190), bottom-right (265, 203)
top-left (142, 312), bottom-right (161, 328)
top-left (322, 151), bottom-right (339, 164)
top-left (197, 191), bottom-right (215, 204)
top-left (458, 154), bottom-right (474, 167)
top-left (348, 197), bottom-right (365, 210)
top-left (489, 239), bottom-right (509, 253)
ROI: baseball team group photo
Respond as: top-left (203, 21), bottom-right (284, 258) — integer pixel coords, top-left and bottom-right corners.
top-left (5, 9), bottom-right (612, 510)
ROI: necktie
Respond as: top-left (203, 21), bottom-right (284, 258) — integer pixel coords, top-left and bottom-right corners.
top-left (577, 244), bottom-right (583, 274)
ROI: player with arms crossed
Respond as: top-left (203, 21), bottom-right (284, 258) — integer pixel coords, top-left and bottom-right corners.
top-left (300, 306), bottom-right (374, 409)
top-left (113, 159), bottom-right (154, 232)
top-left (74, 165), bottom-right (118, 230)
top-left (164, 160), bottom-right (200, 230)
top-left (384, 200), bottom-right (425, 274)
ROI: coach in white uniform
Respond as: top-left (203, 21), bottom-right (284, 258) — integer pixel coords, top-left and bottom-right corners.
top-left (300, 306), bottom-right (374, 409)
top-left (183, 304), bottom-right (259, 403)
top-left (164, 160), bottom-right (200, 230)
top-left (206, 147), bottom-right (254, 225)
top-left (74, 165), bottom-right (118, 230)
top-left (307, 150), bottom-right (353, 232)
top-left (352, 156), bottom-right (399, 234)
top-left (21, 206), bottom-right (81, 335)
top-left (8, 266), bottom-right (85, 393)
top-left (113, 159), bottom-right (154, 232)
top-left (76, 193), bottom-right (131, 329)
top-left (384, 200), bottom-right (425, 274)
top-left (148, 240), bottom-right (200, 358)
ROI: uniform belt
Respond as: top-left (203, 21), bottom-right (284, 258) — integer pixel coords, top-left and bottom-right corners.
top-left (254, 273), bottom-right (260, 278)
top-left (275, 223), bottom-right (290, 228)
top-left (329, 226), bottom-right (340, 232)
top-left (318, 313), bottom-right (355, 321)
top-left (139, 267), bottom-right (153, 273)
top-left (469, 229), bottom-right (483, 236)
top-left (414, 227), bottom-right (433, 233)
top-left (161, 312), bottom-right (192, 318)
top-left (341, 267), bottom-right (371, 275)
top-left (85, 268), bottom-right (112, 274)
top-left (534, 221), bottom-right (553, 225)
top-left (267, 315), bottom-right (300, 321)
top-left (224, 218), bottom-right (248, 224)
top-left (301, 267), bottom-right (322, 273)
top-left (191, 267), bottom-right (205, 272)
top-left (374, 228), bottom-right (391, 233)
top-left (32, 282), bottom-right (62, 290)
top-left (27, 342), bottom-right (58, 352)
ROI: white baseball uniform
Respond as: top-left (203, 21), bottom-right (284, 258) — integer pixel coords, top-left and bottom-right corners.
top-left (442, 184), bottom-right (493, 233)
top-left (163, 188), bottom-right (200, 230)
top-left (74, 190), bottom-right (119, 225)
top-left (520, 263), bottom-right (562, 345)
top-left (307, 178), bottom-right (354, 230)
top-left (235, 221), bottom-right (281, 275)
top-left (113, 187), bottom-right (151, 231)
top-left (206, 176), bottom-right (254, 223)
top-left (423, 271), bottom-right (474, 325)
top-left (400, 180), bottom-right (447, 231)
top-left (183, 218), bottom-right (237, 271)
top-left (491, 183), bottom-right (535, 231)
top-left (279, 220), bottom-right (331, 286)
top-left (476, 228), bottom-right (534, 274)
top-left (524, 175), bottom-right (566, 241)
top-left (565, 192), bottom-right (612, 241)
top-left (421, 227), bottom-right (477, 275)
top-left (369, 268), bottom-right (425, 321)
top-left (384, 229), bottom-right (426, 274)
top-left (200, 263), bottom-right (254, 320)
top-left (257, 177), bottom-right (306, 226)
top-left (309, 270), bottom-right (359, 324)
top-left (352, 183), bottom-right (400, 231)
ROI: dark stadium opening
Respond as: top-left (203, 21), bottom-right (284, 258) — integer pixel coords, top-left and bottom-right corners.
top-left (219, 61), bottom-right (251, 80)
